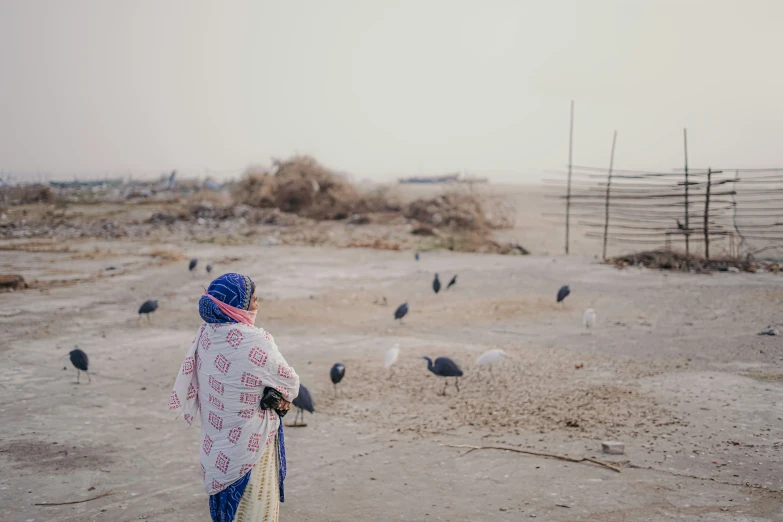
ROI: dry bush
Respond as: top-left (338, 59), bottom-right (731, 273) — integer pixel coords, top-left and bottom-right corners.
top-left (233, 156), bottom-right (390, 220)
top-left (0, 274), bottom-right (27, 292)
top-left (0, 185), bottom-right (56, 205)
top-left (403, 192), bottom-right (503, 232)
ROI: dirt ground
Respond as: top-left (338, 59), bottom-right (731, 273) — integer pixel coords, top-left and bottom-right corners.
top-left (1, 192), bottom-right (783, 521)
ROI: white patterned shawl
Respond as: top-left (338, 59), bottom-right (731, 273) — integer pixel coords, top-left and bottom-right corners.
top-left (170, 322), bottom-right (299, 494)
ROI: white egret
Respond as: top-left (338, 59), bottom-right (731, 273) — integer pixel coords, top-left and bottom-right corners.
top-left (583, 308), bottom-right (596, 328)
top-left (384, 343), bottom-right (400, 372)
top-left (476, 349), bottom-right (508, 367)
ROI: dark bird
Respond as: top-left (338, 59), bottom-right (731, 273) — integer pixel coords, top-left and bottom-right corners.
top-left (557, 285), bottom-right (571, 304)
top-left (676, 219), bottom-right (686, 231)
top-left (433, 273), bottom-right (441, 294)
top-left (446, 275), bottom-right (457, 290)
top-left (330, 363), bottom-right (345, 395)
top-left (69, 348), bottom-right (90, 384)
top-left (189, 258), bottom-right (198, 272)
top-left (394, 302), bottom-right (409, 322)
top-left (137, 300), bottom-right (158, 325)
top-left (422, 356), bottom-right (463, 395)
top-left (415, 252), bottom-right (420, 261)
top-left (206, 264), bottom-right (213, 274)
top-left (291, 384), bottom-right (314, 426)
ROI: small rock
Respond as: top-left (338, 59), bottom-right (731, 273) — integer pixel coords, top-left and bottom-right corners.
top-left (601, 441), bottom-right (625, 455)
top-left (727, 267), bottom-right (740, 273)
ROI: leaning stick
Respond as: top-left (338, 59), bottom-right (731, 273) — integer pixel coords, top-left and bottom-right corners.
top-left (34, 491), bottom-right (114, 506)
top-left (440, 444), bottom-right (621, 473)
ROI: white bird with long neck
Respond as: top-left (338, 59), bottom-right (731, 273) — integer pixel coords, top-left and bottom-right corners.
top-left (385, 344), bottom-right (400, 369)
top-left (475, 349), bottom-right (508, 380)
top-left (583, 308), bottom-right (597, 328)
top-left (475, 349), bottom-right (508, 366)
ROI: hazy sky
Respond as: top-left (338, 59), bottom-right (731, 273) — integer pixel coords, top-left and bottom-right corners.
top-left (1, 1), bottom-right (782, 182)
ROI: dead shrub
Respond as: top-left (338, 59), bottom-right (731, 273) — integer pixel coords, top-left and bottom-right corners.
top-left (233, 156), bottom-right (390, 220)
top-left (403, 192), bottom-right (499, 232)
top-left (0, 185), bottom-right (56, 205)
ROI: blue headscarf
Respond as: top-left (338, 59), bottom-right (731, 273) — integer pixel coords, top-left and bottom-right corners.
top-left (199, 273), bottom-right (255, 324)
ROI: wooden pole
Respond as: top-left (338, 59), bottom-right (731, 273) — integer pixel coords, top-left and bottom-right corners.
top-left (602, 130), bottom-right (618, 260)
top-left (683, 128), bottom-right (690, 256)
top-left (731, 169), bottom-right (744, 257)
top-left (704, 167), bottom-right (711, 259)
top-left (565, 100), bottom-right (574, 255)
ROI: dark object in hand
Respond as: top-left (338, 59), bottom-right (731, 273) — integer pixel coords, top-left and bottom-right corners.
top-left (260, 387), bottom-right (288, 417)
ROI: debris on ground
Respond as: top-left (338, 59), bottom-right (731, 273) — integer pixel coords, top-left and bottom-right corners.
top-left (608, 250), bottom-right (779, 274)
top-left (758, 327), bottom-right (779, 336)
top-left (0, 274), bottom-right (26, 292)
top-left (0, 156), bottom-right (527, 255)
top-left (601, 441), bottom-right (625, 455)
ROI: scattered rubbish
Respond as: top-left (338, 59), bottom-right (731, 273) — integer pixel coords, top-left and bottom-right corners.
top-left (601, 441), bottom-right (625, 455)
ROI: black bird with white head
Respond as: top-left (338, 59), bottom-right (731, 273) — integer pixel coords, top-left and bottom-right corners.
top-left (69, 348), bottom-right (90, 384)
top-left (138, 300), bottom-right (158, 325)
top-left (330, 363), bottom-right (345, 395)
top-left (422, 356), bottom-right (463, 395)
top-left (557, 285), bottom-right (571, 304)
top-left (446, 275), bottom-right (457, 290)
top-left (432, 274), bottom-right (441, 294)
top-left (189, 258), bottom-right (198, 272)
top-left (394, 302), bottom-right (409, 322)
top-left (291, 384), bottom-right (314, 426)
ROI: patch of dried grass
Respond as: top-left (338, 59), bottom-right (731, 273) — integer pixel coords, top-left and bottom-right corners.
top-left (143, 247), bottom-right (184, 262)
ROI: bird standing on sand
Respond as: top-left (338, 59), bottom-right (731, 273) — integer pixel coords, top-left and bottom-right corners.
top-left (446, 275), bottom-right (457, 290)
top-left (385, 344), bottom-right (400, 378)
top-left (138, 299), bottom-right (158, 325)
top-left (206, 264), bottom-right (213, 274)
top-left (433, 274), bottom-right (441, 294)
top-left (394, 302), bottom-right (409, 323)
top-left (475, 349), bottom-right (507, 380)
top-left (291, 384), bottom-right (314, 426)
top-left (422, 356), bottom-right (463, 395)
top-left (557, 285), bottom-right (571, 304)
top-left (189, 258), bottom-right (198, 272)
top-left (583, 308), bottom-right (596, 328)
top-left (69, 348), bottom-right (90, 384)
top-left (476, 349), bottom-right (507, 368)
top-left (330, 363), bottom-right (345, 395)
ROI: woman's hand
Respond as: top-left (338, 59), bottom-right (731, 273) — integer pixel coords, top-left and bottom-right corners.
top-left (278, 399), bottom-right (291, 411)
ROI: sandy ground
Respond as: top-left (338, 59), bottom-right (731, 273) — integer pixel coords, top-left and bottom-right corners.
top-left (1, 232), bottom-right (782, 522)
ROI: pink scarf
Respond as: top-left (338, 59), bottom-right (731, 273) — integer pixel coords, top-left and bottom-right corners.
top-left (202, 289), bottom-right (257, 326)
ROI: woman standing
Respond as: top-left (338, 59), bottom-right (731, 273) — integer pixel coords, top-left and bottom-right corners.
top-left (170, 273), bottom-right (300, 522)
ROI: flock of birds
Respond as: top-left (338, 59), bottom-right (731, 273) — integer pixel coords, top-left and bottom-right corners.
top-left (68, 253), bottom-right (596, 427)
